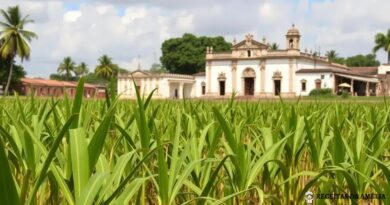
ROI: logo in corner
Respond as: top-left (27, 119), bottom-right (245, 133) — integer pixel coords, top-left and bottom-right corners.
top-left (305, 191), bottom-right (314, 204)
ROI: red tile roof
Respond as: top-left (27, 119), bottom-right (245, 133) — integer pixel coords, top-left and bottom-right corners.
top-left (349, 67), bottom-right (378, 75)
top-left (296, 67), bottom-right (377, 78)
top-left (21, 78), bottom-right (99, 88)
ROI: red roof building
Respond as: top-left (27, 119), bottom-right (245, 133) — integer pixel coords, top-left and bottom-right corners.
top-left (15, 78), bottom-right (106, 98)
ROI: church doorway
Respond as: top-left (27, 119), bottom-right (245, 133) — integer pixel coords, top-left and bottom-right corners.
top-left (242, 68), bottom-right (256, 96)
top-left (274, 80), bottom-right (281, 96)
top-left (219, 81), bottom-right (225, 96)
top-left (244, 78), bottom-right (254, 95)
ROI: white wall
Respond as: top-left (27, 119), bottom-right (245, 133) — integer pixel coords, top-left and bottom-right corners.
top-left (378, 65), bottom-right (390, 74)
top-left (298, 59), bottom-right (331, 70)
top-left (194, 76), bottom-right (206, 97)
top-left (264, 59), bottom-right (291, 93)
top-left (209, 60), bottom-right (232, 95)
top-left (168, 82), bottom-right (179, 98)
top-left (295, 72), bottom-right (334, 96)
top-left (118, 76), bottom-right (168, 99)
top-left (236, 60), bottom-right (261, 95)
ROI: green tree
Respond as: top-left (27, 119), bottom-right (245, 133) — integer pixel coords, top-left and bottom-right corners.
top-left (149, 63), bottom-right (167, 73)
top-left (75, 62), bottom-right (89, 77)
top-left (0, 58), bottom-right (25, 93)
top-left (160, 33), bottom-right (231, 74)
top-left (373, 29), bottom-right (390, 64)
top-left (0, 6), bottom-right (37, 95)
top-left (326, 50), bottom-right (338, 62)
top-left (345, 54), bottom-right (380, 67)
top-left (268, 42), bottom-right (279, 51)
top-left (49, 73), bottom-right (77, 81)
top-left (57, 56), bottom-right (76, 81)
top-left (325, 50), bottom-right (345, 64)
top-left (83, 72), bottom-right (108, 84)
top-left (95, 55), bottom-right (118, 79)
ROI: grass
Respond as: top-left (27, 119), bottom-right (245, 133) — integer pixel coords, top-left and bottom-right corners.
top-left (0, 79), bottom-right (389, 205)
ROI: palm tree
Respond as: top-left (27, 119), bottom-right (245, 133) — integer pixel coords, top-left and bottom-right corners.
top-left (326, 50), bottom-right (338, 63)
top-left (95, 55), bottom-right (118, 79)
top-left (268, 42), bottom-right (279, 51)
top-left (58, 56), bottom-right (76, 81)
top-left (75, 62), bottom-right (89, 77)
top-left (0, 6), bottom-right (37, 95)
top-left (373, 29), bottom-right (390, 64)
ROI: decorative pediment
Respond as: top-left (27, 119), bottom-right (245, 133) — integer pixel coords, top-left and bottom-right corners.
top-left (131, 70), bottom-right (150, 77)
top-left (233, 38), bottom-right (269, 50)
top-left (242, 68), bottom-right (256, 78)
top-left (217, 72), bottom-right (226, 80)
top-left (272, 71), bottom-right (282, 79)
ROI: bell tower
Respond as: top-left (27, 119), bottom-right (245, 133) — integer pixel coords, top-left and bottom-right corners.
top-left (285, 24), bottom-right (301, 50)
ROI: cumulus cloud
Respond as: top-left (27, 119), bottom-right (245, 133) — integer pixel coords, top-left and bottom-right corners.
top-left (0, 0), bottom-right (389, 77)
top-left (64, 11), bottom-right (82, 22)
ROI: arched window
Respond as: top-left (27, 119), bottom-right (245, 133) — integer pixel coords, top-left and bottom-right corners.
top-left (247, 50), bottom-right (251, 57)
top-left (301, 79), bottom-right (307, 91)
top-left (315, 79), bottom-right (321, 89)
top-left (289, 39), bottom-right (294, 48)
top-left (201, 82), bottom-right (206, 95)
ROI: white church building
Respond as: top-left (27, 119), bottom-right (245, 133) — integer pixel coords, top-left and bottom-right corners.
top-left (118, 25), bottom-right (382, 99)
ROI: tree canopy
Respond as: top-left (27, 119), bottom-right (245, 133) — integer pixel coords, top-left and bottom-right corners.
top-left (0, 59), bottom-right (25, 87)
top-left (75, 62), bottom-right (89, 77)
top-left (95, 55), bottom-right (118, 80)
top-left (57, 56), bottom-right (76, 80)
top-left (373, 29), bottom-right (390, 64)
top-left (325, 50), bottom-right (345, 64)
top-left (345, 54), bottom-right (380, 67)
top-left (268, 43), bottom-right (279, 51)
top-left (325, 49), bottom-right (380, 67)
top-left (160, 33), bottom-right (231, 74)
top-left (0, 6), bottom-right (37, 95)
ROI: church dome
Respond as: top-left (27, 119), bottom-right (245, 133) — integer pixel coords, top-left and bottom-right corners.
top-left (287, 24), bottom-right (300, 36)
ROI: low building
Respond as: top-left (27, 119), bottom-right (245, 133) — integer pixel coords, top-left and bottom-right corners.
top-left (118, 25), bottom-right (387, 99)
top-left (15, 78), bottom-right (106, 98)
top-left (118, 71), bottom-right (205, 99)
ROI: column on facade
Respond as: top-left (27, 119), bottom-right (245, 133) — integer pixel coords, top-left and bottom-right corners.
top-left (231, 60), bottom-right (237, 93)
top-left (179, 82), bottom-right (184, 99)
top-left (288, 59), bottom-right (293, 93)
top-left (366, 82), bottom-right (369, 96)
top-left (260, 60), bottom-right (266, 93)
top-left (206, 61), bottom-right (211, 94)
top-left (156, 79), bottom-right (160, 96)
top-left (190, 83), bottom-right (195, 97)
top-left (351, 79), bottom-right (354, 96)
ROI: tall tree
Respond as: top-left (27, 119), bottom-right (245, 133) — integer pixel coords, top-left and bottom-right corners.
top-left (75, 62), bottom-right (89, 77)
top-left (0, 58), bottom-right (25, 88)
top-left (160, 33), bottom-right (231, 74)
top-left (57, 56), bottom-right (76, 81)
top-left (373, 29), bottom-right (390, 64)
top-left (0, 6), bottom-right (37, 95)
top-left (325, 50), bottom-right (345, 64)
top-left (95, 55), bottom-right (118, 79)
top-left (268, 42), bottom-right (279, 51)
top-left (325, 50), bottom-right (338, 62)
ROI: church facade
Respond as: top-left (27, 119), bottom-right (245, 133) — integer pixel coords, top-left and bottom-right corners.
top-left (118, 25), bottom-right (386, 99)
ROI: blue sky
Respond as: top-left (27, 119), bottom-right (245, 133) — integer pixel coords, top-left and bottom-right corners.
top-left (1, 0), bottom-right (390, 77)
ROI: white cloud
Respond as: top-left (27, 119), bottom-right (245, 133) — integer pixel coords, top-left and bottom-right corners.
top-left (175, 13), bottom-right (194, 33)
top-left (121, 6), bottom-right (146, 24)
top-left (1, 0), bottom-right (390, 77)
top-left (64, 11), bottom-right (82, 22)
